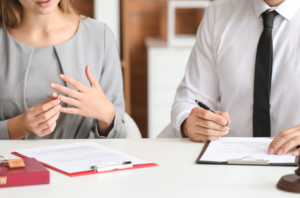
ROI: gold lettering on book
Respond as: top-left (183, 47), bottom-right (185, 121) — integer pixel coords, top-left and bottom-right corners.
top-left (0, 177), bottom-right (7, 185)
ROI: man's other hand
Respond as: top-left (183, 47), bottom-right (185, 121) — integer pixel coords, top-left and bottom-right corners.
top-left (268, 126), bottom-right (300, 156)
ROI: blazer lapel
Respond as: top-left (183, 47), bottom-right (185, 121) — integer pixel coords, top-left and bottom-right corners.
top-left (54, 22), bottom-right (92, 96)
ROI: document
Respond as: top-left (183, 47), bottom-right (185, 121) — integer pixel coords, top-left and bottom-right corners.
top-left (200, 138), bottom-right (296, 164)
top-left (15, 142), bottom-right (151, 173)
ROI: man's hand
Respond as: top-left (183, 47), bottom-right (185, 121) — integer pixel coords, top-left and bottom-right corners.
top-left (181, 107), bottom-right (231, 142)
top-left (268, 125), bottom-right (300, 156)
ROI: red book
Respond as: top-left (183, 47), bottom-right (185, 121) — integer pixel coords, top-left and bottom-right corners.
top-left (0, 158), bottom-right (49, 188)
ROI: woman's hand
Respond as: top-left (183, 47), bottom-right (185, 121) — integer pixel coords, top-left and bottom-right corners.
top-left (50, 65), bottom-right (115, 136)
top-left (8, 98), bottom-right (61, 139)
top-left (268, 125), bottom-right (300, 156)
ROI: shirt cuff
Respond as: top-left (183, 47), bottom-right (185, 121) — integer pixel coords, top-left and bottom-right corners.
top-left (173, 111), bottom-right (191, 138)
top-left (94, 113), bottom-right (127, 139)
top-left (0, 120), bottom-right (10, 140)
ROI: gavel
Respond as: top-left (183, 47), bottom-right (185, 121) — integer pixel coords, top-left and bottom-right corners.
top-left (277, 156), bottom-right (300, 193)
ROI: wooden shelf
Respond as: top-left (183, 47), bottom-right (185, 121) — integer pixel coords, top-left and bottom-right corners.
top-left (121, 0), bottom-right (131, 115)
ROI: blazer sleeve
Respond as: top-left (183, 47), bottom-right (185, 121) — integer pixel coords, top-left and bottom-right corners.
top-left (93, 25), bottom-right (127, 139)
top-left (0, 120), bottom-right (9, 139)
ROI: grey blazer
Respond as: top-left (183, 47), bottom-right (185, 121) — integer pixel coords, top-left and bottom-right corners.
top-left (0, 18), bottom-right (126, 140)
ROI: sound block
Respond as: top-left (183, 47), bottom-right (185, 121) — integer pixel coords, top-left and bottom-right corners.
top-left (277, 174), bottom-right (300, 193)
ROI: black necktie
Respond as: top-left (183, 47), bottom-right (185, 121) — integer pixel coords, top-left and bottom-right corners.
top-left (253, 11), bottom-right (278, 137)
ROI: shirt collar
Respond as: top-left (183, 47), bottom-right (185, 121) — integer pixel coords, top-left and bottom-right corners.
top-left (254, 0), bottom-right (300, 21)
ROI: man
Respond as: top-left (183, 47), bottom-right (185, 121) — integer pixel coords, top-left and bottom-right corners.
top-left (171, 0), bottom-right (300, 156)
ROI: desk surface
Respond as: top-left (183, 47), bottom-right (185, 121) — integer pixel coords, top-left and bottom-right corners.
top-left (0, 139), bottom-right (299, 198)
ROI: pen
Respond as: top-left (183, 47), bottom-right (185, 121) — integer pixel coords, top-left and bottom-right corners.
top-left (91, 161), bottom-right (132, 169)
top-left (195, 100), bottom-right (233, 129)
top-left (92, 163), bottom-right (133, 173)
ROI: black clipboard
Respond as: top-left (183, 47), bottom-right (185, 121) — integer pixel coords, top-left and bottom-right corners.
top-left (196, 141), bottom-right (299, 166)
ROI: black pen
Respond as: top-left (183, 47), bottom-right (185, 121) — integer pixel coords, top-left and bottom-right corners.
top-left (195, 100), bottom-right (233, 129)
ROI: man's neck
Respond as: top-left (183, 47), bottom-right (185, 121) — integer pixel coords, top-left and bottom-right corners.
top-left (264, 0), bottom-right (285, 7)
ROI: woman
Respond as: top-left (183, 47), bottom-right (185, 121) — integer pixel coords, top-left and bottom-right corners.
top-left (0, 0), bottom-right (126, 139)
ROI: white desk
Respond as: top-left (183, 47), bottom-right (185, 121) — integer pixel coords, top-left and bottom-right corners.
top-left (0, 139), bottom-right (299, 198)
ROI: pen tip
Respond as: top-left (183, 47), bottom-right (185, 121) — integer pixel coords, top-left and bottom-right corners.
top-left (195, 100), bottom-right (198, 103)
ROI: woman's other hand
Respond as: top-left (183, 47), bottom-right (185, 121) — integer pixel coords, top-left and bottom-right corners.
top-left (50, 65), bottom-right (115, 136)
top-left (8, 98), bottom-right (61, 139)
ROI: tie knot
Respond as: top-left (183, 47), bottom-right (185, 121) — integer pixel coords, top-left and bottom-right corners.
top-left (262, 11), bottom-right (278, 28)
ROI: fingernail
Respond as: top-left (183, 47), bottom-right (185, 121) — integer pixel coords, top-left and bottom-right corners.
top-left (53, 93), bottom-right (57, 98)
top-left (221, 120), bottom-right (227, 125)
top-left (269, 148), bottom-right (274, 154)
top-left (294, 151), bottom-right (299, 156)
top-left (60, 74), bottom-right (65, 79)
top-left (225, 130), bottom-right (229, 135)
top-left (57, 105), bottom-right (61, 110)
top-left (50, 83), bottom-right (56, 88)
top-left (277, 149), bottom-right (283, 155)
top-left (226, 127), bottom-right (230, 130)
top-left (56, 100), bottom-right (60, 104)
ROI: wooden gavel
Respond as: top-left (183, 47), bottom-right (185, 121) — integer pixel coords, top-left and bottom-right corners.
top-left (277, 157), bottom-right (300, 193)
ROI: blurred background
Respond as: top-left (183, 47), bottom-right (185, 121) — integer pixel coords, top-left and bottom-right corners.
top-left (72, 0), bottom-right (217, 138)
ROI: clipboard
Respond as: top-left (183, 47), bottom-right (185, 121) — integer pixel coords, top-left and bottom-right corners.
top-left (196, 141), bottom-right (299, 166)
top-left (12, 152), bottom-right (158, 177)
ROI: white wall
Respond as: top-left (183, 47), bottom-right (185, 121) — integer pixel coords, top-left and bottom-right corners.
top-left (147, 38), bottom-right (193, 138)
top-left (94, 0), bottom-right (120, 48)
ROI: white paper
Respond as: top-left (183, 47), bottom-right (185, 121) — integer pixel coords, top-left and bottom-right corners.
top-left (201, 137), bottom-right (296, 164)
top-left (16, 142), bottom-right (151, 173)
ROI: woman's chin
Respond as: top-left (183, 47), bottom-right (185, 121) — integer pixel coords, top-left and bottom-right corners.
top-left (35, 9), bottom-right (56, 15)
top-left (32, 5), bottom-right (58, 16)
top-left (31, 0), bottom-right (59, 16)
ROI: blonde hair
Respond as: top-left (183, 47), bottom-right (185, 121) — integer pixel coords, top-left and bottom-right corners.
top-left (0, 0), bottom-right (80, 29)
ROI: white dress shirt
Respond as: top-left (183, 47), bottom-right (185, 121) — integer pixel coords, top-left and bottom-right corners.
top-left (171, 0), bottom-right (300, 138)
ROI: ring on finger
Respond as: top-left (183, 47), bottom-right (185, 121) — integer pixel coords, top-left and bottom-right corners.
top-left (57, 94), bottom-right (60, 100)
